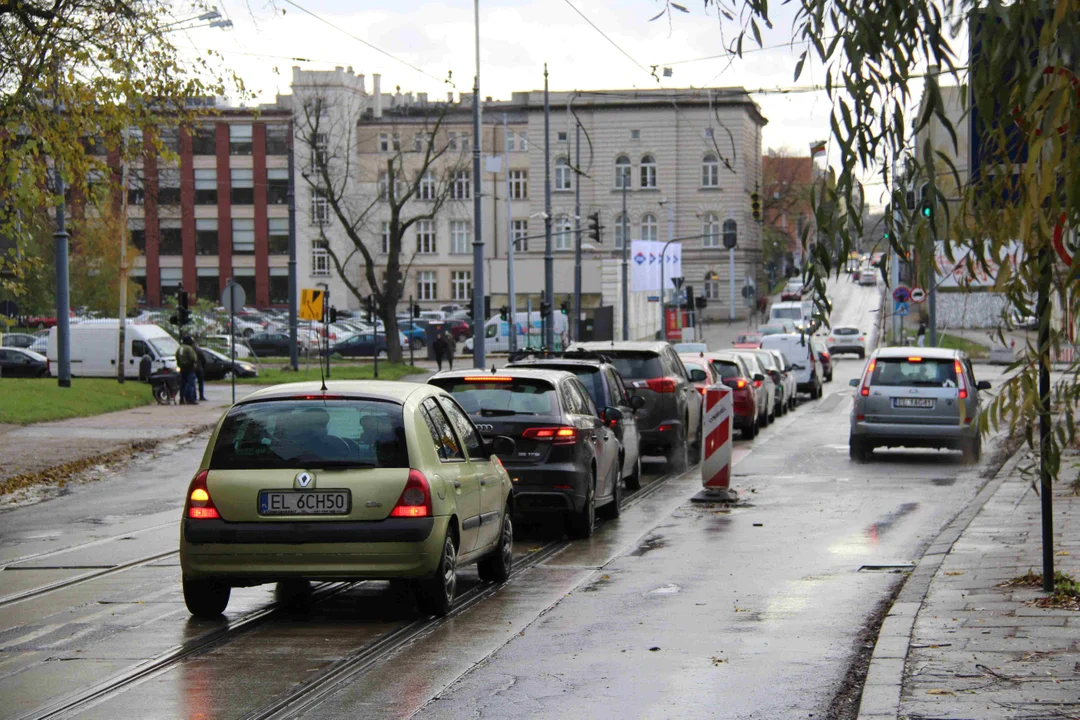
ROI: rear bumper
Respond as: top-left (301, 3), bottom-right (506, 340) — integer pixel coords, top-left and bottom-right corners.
top-left (828, 344), bottom-right (864, 354)
top-left (639, 423), bottom-right (682, 455)
top-left (851, 421), bottom-right (975, 448)
top-left (506, 463), bottom-right (588, 515)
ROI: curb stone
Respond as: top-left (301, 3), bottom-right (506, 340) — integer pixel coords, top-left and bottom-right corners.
top-left (854, 444), bottom-right (1027, 719)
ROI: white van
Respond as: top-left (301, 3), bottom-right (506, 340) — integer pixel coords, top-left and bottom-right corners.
top-left (760, 333), bottom-right (823, 399)
top-left (48, 321), bottom-right (179, 378)
top-left (769, 301), bottom-right (811, 328)
top-left (464, 312), bottom-right (569, 353)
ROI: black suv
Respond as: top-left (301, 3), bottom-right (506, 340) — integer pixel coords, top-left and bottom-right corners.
top-left (428, 368), bottom-right (624, 538)
top-left (567, 341), bottom-right (702, 470)
top-left (506, 350), bottom-right (646, 490)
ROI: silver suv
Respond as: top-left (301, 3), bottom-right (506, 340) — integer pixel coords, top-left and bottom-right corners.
top-left (849, 347), bottom-right (991, 462)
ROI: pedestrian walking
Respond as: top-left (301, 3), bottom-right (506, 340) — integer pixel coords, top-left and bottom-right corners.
top-left (433, 331), bottom-right (447, 371)
top-left (175, 336), bottom-right (199, 405)
top-left (193, 339), bottom-right (207, 402)
top-left (138, 352), bottom-right (153, 382)
top-left (445, 331), bottom-right (456, 370)
top-left (916, 321), bottom-right (927, 348)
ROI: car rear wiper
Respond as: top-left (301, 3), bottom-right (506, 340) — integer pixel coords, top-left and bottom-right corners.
top-left (480, 408), bottom-right (535, 416)
top-left (909, 380), bottom-right (945, 387)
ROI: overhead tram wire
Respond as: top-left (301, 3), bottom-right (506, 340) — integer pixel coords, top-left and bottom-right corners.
top-left (279, 0), bottom-right (454, 87)
top-left (559, 0), bottom-right (653, 77)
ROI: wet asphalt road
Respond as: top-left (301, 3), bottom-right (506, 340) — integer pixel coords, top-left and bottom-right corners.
top-left (0, 281), bottom-right (1010, 720)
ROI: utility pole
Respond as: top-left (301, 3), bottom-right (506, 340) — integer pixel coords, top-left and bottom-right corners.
top-left (504, 113), bottom-right (517, 353)
top-left (116, 126), bottom-right (130, 383)
top-left (728, 247), bottom-right (735, 323)
top-left (1037, 245), bottom-right (1054, 593)
top-left (53, 79), bottom-right (71, 388)
top-left (471, 0), bottom-right (486, 369)
top-left (543, 64), bottom-right (554, 351)
top-left (621, 177), bottom-right (629, 340)
top-left (287, 120), bottom-right (299, 370)
top-left (573, 120), bottom-right (581, 343)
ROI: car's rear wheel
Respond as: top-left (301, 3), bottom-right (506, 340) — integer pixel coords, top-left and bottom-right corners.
top-left (600, 463), bottom-right (622, 519)
top-left (416, 532), bottom-right (457, 617)
top-left (567, 472), bottom-right (596, 539)
top-left (183, 576), bottom-right (230, 618)
top-left (667, 428), bottom-right (690, 472)
top-left (849, 436), bottom-right (871, 462)
top-left (858, 349), bottom-right (866, 359)
top-left (962, 435), bottom-right (982, 464)
top-left (744, 418), bottom-right (758, 440)
top-left (624, 454), bottom-right (642, 491)
top-left (477, 509), bottom-right (513, 583)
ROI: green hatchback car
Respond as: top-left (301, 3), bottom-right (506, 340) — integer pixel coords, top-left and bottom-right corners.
top-left (179, 381), bottom-right (516, 618)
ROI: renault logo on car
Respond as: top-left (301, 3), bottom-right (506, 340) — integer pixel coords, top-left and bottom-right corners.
top-left (295, 472), bottom-right (314, 489)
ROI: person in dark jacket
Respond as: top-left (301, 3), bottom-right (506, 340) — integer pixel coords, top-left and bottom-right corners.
top-left (444, 331), bottom-right (456, 370)
top-left (433, 331), bottom-right (447, 371)
top-left (138, 352), bottom-right (153, 382)
top-left (175, 336), bottom-right (199, 405)
top-left (192, 339), bottom-right (207, 401)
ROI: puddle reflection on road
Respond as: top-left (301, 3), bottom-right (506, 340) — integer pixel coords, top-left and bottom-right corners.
top-left (828, 501), bottom-right (920, 555)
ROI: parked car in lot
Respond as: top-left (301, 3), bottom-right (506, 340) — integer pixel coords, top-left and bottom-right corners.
top-left (849, 348), bottom-right (990, 463)
top-left (48, 322), bottom-right (178, 379)
top-left (0, 347), bottom-right (49, 377)
top-left (732, 350), bottom-right (778, 426)
top-left (760, 333), bottom-right (824, 399)
top-left (507, 351), bottom-right (646, 490)
top-left (825, 326), bottom-right (867, 358)
top-left (811, 337), bottom-right (833, 382)
top-left (328, 333), bottom-right (389, 358)
top-left (702, 351), bottom-right (762, 439)
top-left (200, 348), bottom-right (258, 380)
top-left (179, 381), bottom-right (516, 618)
top-left (428, 368), bottom-right (623, 537)
top-left (245, 332), bottom-right (298, 358)
top-left (567, 341), bottom-right (702, 471)
top-left (2, 333), bottom-right (37, 349)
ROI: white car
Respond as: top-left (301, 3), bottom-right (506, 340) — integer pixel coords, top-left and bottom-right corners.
top-left (859, 268), bottom-right (878, 286)
top-left (763, 348), bottom-right (798, 413)
top-left (826, 326), bottom-right (867, 358)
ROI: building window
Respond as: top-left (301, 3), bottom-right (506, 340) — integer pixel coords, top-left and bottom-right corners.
top-left (702, 154), bottom-right (719, 187)
top-left (515, 132), bottom-right (527, 151)
top-left (196, 219), bottom-right (218, 255)
top-left (615, 156), bottom-right (631, 189)
top-left (505, 131), bottom-right (514, 152)
top-left (232, 268), bottom-right (256, 301)
top-left (554, 215), bottom-right (573, 251)
top-left (450, 220), bottom-right (470, 254)
top-left (448, 132), bottom-right (458, 150)
top-left (229, 124), bottom-right (253, 155)
top-left (614, 212), bottom-right (629, 250)
top-left (451, 170), bottom-right (470, 200)
top-left (722, 218), bottom-right (737, 247)
top-left (269, 268), bottom-right (289, 304)
top-left (641, 213), bottom-right (657, 242)
top-left (640, 155), bottom-right (656, 189)
top-left (416, 219), bottom-right (435, 254)
top-left (413, 132), bottom-right (433, 152)
top-left (157, 167), bottom-right (181, 206)
top-left (557, 131), bottom-right (567, 142)
top-left (417, 270), bottom-right (436, 300)
top-left (630, 129), bottom-right (641, 140)
top-left (704, 275), bottom-right (720, 300)
top-left (311, 191), bottom-right (330, 225)
top-left (194, 168), bottom-right (216, 205)
top-left (158, 127), bottom-right (180, 154)
top-left (160, 267), bottom-right (183, 295)
top-left (191, 125), bottom-right (216, 155)
top-left (702, 213), bottom-right (720, 248)
top-left (230, 169), bottom-right (254, 205)
top-left (127, 174), bottom-right (144, 206)
top-left (232, 218), bottom-right (255, 254)
top-left (266, 125), bottom-right (289, 155)
top-left (379, 132), bottom-right (390, 152)
top-left (267, 168), bottom-right (288, 204)
top-left (196, 268), bottom-right (219, 301)
top-left (381, 221), bottom-right (391, 254)
top-left (268, 218), bottom-right (288, 254)
top-left (312, 248), bottom-right (330, 276)
top-left (451, 270), bottom-right (472, 301)
top-left (129, 218), bottom-right (145, 252)
top-left (418, 171), bottom-right (436, 201)
top-left (159, 218), bottom-right (182, 255)
top-left (509, 169), bottom-right (528, 199)
top-left (310, 132), bottom-right (328, 167)
top-left (555, 157), bottom-right (572, 191)
top-left (512, 219), bottom-right (528, 252)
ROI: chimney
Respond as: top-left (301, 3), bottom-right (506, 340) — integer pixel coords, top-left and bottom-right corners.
top-left (373, 73), bottom-right (382, 118)
top-left (447, 91), bottom-right (454, 103)
top-left (357, 74), bottom-right (365, 93)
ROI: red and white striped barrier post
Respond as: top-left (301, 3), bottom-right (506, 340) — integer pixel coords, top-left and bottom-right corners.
top-left (692, 384), bottom-right (738, 503)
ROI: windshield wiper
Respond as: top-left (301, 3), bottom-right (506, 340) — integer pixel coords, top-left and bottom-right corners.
top-left (304, 461), bottom-right (377, 469)
top-left (480, 408), bottom-right (534, 416)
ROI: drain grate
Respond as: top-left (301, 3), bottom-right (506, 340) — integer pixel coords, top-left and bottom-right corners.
top-left (858, 563), bottom-right (916, 573)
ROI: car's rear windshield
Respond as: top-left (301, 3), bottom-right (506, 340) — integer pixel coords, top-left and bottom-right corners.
top-left (710, 360), bottom-right (742, 378)
top-left (772, 307), bottom-right (803, 320)
top-left (604, 352), bottom-right (663, 380)
top-left (512, 365), bottom-right (603, 408)
top-left (834, 328), bottom-right (859, 336)
top-left (210, 399), bottom-right (408, 470)
top-left (759, 326), bottom-right (785, 335)
top-left (736, 334), bottom-right (761, 343)
top-left (429, 378), bottom-right (556, 416)
top-left (871, 358), bottom-right (958, 388)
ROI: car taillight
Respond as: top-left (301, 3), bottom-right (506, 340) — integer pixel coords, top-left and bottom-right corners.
top-left (858, 336), bottom-right (865, 342)
top-left (860, 359), bottom-right (876, 397)
top-left (723, 377), bottom-right (748, 390)
top-left (185, 470), bottom-right (219, 520)
top-left (821, 352), bottom-right (830, 360)
top-left (955, 359), bottom-right (968, 399)
top-left (699, 386), bottom-right (707, 395)
top-left (390, 469), bottom-right (433, 518)
top-left (753, 379), bottom-right (762, 388)
top-left (522, 426), bottom-right (577, 444)
top-left (828, 336), bottom-right (834, 342)
top-left (636, 377), bottom-right (677, 393)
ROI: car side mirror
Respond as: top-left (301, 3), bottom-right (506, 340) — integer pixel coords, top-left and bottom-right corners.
top-left (488, 435), bottom-right (516, 457)
top-left (603, 406), bottom-right (623, 424)
top-left (849, 378), bottom-right (859, 387)
top-left (689, 368), bottom-right (707, 383)
top-left (630, 395), bottom-right (646, 410)
top-left (976, 380), bottom-right (991, 391)
top-left (753, 373), bottom-right (765, 383)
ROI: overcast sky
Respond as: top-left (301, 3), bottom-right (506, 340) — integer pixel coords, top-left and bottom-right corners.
top-left (178, 0), bottom-right (961, 209)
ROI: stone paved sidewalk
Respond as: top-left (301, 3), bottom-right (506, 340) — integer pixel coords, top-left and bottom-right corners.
top-left (859, 450), bottom-right (1080, 719)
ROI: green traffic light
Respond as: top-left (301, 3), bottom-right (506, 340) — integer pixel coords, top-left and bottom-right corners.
top-left (922, 206), bottom-right (932, 218)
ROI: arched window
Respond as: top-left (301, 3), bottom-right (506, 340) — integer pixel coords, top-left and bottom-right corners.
top-left (640, 154), bottom-right (656, 188)
top-left (641, 213), bottom-right (657, 242)
top-left (554, 215), bottom-right (573, 250)
top-left (555, 156), bottom-right (572, 191)
top-left (702, 154), bottom-right (718, 187)
top-left (702, 213), bottom-right (720, 248)
top-left (722, 218), bottom-right (737, 248)
top-left (614, 211), bottom-right (629, 249)
top-left (615, 156), bottom-right (631, 189)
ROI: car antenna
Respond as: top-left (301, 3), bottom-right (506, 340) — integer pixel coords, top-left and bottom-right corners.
top-left (319, 332), bottom-right (328, 392)
top-left (490, 364), bottom-right (496, 373)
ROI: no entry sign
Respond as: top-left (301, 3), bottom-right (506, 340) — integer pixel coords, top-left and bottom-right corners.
top-left (910, 287), bottom-right (927, 303)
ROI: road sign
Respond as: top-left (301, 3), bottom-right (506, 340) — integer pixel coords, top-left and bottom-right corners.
top-left (1053, 213), bottom-right (1073, 267)
top-left (299, 288), bottom-right (324, 321)
top-left (892, 285), bottom-right (911, 303)
top-left (894, 300), bottom-right (910, 317)
top-left (691, 385), bottom-right (737, 503)
top-left (221, 281), bottom-right (246, 314)
top-left (910, 287), bottom-right (927, 303)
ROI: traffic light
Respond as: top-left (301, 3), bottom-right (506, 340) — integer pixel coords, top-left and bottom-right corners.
top-left (560, 298), bottom-right (570, 315)
top-left (412, 303), bottom-right (421, 318)
top-left (499, 305), bottom-right (510, 321)
top-left (175, 285), bottom-right (190, 327)
top-left (587, 212), bottom-right (601, 243)
top-left (540, 299), bottom-right (552, 317)
top-left (751, 192), bottom-right (761, 222)
top-left (329, 306), bottom-right (338, 323)
top-left (365, 295), bottom-right (375, 324)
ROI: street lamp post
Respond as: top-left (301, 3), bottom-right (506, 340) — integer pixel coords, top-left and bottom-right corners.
top-left (470, 0), bottom-right (485, 369)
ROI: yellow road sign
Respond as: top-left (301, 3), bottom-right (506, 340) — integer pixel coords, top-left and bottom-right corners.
top-left (299, 288), bottom-right (324, 321)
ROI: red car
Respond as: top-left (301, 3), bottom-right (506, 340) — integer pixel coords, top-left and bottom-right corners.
top-left (447, 319), bottom-right (471, 341)
top-left (704, 351), bottom-right (761, 439)
top-left (22, 310), bottom-right (75, 329)
top-left (733, 332), bottom-right (762, 349)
